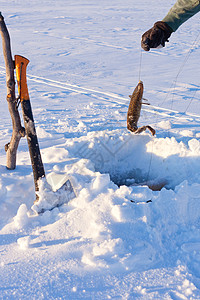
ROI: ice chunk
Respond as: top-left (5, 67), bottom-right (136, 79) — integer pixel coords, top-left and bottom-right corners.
top-left (46, 172), bottom-right (75, 193)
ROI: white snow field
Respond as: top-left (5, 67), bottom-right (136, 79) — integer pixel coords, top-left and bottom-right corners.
top-left (1, 0), bottom-right (200, 298)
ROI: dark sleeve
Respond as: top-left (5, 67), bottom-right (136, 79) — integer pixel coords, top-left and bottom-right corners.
top-left (162, 0), bottom-right (200, 31)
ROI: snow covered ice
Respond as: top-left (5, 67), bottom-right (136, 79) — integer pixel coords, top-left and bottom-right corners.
top-left (1, 0), bottom-right (200, 298)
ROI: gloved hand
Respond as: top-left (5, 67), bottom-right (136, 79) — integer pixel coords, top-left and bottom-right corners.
top-left (141, 21), bottom-right (173, 51)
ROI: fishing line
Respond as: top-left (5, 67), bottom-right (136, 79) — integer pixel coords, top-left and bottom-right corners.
top-left (138, 48), bottom-right (143, 81)
top-left (144, 31), bottom-right (200, 187)
top-left (137, 50), bottom-right (155, 187)
top-left (165, 32), bottom-right (200, 140)
top-left (183, 89), bottom-right (198, 114)
top-left (162, 31), bottom-right (200, 112)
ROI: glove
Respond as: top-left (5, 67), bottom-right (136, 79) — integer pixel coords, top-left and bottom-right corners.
top-left (141, 21), bottom-right (173, 51)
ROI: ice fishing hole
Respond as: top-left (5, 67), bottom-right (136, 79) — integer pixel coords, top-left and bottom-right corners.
top-left (108, 169), bottom-right (167, 191)
top-left (74, 133), bottom-right (190, 191)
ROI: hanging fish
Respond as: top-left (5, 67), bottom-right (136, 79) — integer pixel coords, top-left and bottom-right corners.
top-left (127, 80), bottom-right (155, 136)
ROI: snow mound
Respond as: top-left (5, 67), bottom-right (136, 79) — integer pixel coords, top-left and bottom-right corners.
top-left (4, 148), bottom-right (200, 275)
top-left (14, 204), bottom-right (29, 229)
top-left (65, 130), bottom-right (200, 189)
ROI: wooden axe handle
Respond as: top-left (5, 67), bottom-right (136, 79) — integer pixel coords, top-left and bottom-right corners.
top-left (15, 55), bottom-right (45, 195)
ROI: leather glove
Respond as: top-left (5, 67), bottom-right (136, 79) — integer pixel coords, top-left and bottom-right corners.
top-left (141, 21), bottom-right (173, 51)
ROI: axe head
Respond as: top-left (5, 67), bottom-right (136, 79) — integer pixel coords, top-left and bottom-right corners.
top-left (15, 55), bottom-right (30, 101)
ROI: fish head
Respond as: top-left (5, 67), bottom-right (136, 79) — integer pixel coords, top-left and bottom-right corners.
top-left (133, 80), bottom-right (143, 98)
top-left (137, 80), bottom-right (143, 92)
top-left (129, 80), bottom-right (144, 101)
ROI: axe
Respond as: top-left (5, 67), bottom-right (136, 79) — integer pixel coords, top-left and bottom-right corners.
top-left (15, 55), bottom-right (75, 211)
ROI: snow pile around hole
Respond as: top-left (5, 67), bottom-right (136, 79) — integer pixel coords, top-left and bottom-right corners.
top-left (65, 129), bottom-right (200, 189)
top-left (3, 153), bottom-right (200, 276)
top-left (1, 130), bottom-right (200, 298)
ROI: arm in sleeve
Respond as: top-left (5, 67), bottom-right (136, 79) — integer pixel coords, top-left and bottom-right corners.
top-left (162, 0), bottom-right (200, 32)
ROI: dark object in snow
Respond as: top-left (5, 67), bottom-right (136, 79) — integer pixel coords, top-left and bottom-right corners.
top-left (127, 81), bottom-right (155, 136)
top-left (141, 21), bottom-right (173, 51)
top-left (130, 199), bottom-right (152, 204)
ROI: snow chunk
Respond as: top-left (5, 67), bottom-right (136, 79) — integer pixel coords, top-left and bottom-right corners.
top-left (146, 137), bottom-right (187, 158)
top-left (180, 130), bottom-right (194, 137)
top-left (178, 279), bottom-right (197, 297)
top-left (14, 204), bottom-right (29, 229)
top-left (157, 120), bottom-right (171, 130)
top-left (92, 173), bottom-right (110, 191)
top-left (81, 252), bottom-right (108, 268)
top-left (42, 147), bottom-right (69, 163)
top-left (111, 205), bottom-right (122, 222)
top-left (17, 236), bottom-right (30, 250)
top-left (92, 238), bottom-right (123, 256)
top-left (36, 126), bottom-right (52, 138)
top-left (188, 139), bottom-right (200, 154)
top-left (77, 121), bottom-right (86, 130)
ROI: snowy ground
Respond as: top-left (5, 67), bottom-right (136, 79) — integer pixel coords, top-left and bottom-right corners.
top-left (1, 0), bottom-right (200, 299)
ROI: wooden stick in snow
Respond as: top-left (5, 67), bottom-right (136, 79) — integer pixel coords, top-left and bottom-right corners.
top-left (0, 12), bottom-right (25, 169)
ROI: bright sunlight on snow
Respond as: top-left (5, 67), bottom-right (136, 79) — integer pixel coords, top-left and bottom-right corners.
top-left (1, 0), bottom-right (200, 299)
